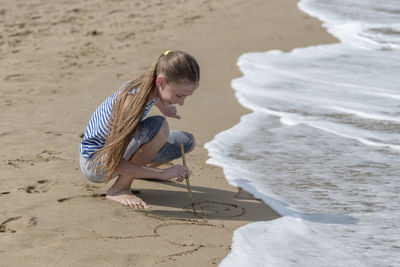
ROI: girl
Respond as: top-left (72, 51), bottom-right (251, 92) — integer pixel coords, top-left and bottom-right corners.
top-left (79, 50), bottom-right (200, 209)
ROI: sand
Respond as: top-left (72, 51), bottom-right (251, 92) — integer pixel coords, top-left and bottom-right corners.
top-left (0, 0), bottom-right (337, 265)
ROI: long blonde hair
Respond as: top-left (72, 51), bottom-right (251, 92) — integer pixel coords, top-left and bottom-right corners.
top-left (91, 50), bottom-right (200, 182)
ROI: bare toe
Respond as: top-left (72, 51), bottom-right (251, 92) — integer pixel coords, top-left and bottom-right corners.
top-left (106, 190), bottom-right (149, 209)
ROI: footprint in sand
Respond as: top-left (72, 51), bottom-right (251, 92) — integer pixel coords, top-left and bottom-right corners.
top-left (77, 183), bottom-right (101, 193)
top-left (44, 131), bottom-right (63, 136)
top-left (3, 74), bottom-right (24, 81)
top-left (18, 179), bottom-right (51, 194)
top-left (183, 15), bottom-right (202, 24)
top-left (7, 158), bottom-right (33, 168)
top-left (114, 31), bottom-right (136, 42)
top-left (57, 42), bottom-right (107, 69)
top-left (0, 99), bottom-right (13, 107)
top-left (0, 215), bottom-right (37, 233)
top-left (35, 150), bottom-right (64, 162)
top-left (6, 150), bottom-right (64, 168)
top-left (57, 193), bottom-right (105, 203)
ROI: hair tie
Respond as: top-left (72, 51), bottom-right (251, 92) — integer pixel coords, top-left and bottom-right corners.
top-left (164, 50), bottom-right (172, 56)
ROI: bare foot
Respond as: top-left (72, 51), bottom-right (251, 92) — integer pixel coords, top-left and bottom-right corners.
top-left (106, 189), bottom-right (150, 209)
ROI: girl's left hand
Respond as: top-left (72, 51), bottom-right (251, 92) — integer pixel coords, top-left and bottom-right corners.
top-left (162, 105), bottom-right (181, 119)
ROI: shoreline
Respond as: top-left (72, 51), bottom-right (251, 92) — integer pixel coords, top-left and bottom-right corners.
top-left (0, 0), bottom-right (337, 265)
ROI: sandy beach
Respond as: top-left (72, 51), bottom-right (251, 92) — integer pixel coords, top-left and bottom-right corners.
top-left (0, 0), bottom-right (337, 265)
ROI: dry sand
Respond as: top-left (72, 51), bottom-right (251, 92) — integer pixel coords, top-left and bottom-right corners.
top-left (0, 0), bottom-right (337, 266)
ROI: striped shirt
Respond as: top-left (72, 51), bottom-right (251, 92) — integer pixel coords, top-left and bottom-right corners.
top-left (79, 83), bottom-right (157, 158)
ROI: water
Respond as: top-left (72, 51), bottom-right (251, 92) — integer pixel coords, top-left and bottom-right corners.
top-left (205, 0), bottom-right (400, 266)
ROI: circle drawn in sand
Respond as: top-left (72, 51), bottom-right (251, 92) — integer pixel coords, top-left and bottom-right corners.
top-left (184, 201), bottom-right (245, 218)
top-left (154, 222), bottom-right (231, 247)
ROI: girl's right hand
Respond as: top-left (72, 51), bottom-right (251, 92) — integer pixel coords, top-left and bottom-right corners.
top-left (161, 165), bottom-right (189, 182)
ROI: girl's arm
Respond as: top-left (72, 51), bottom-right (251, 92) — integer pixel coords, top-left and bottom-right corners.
top-left (117, 159), bottom-right (163, 179)
top-left (116, 159), bottom-right (187, 182)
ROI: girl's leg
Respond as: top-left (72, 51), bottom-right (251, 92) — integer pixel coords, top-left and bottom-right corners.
top-left (147, 137), bottom-right (196, 168)
top-left (106, 119), bottom-right (169, 208)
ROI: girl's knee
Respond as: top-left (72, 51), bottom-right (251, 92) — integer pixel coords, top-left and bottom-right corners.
top-left (187, 135), bottom-right (196, 153)
top-left (157, 118), bottom-right (170, 141)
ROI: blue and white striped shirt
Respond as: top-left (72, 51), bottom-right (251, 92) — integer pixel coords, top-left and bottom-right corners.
top-left (79, 83), bottom-right (157, 158)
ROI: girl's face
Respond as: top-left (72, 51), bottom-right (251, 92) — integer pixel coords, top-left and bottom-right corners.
top-left (156, 75), bottom-right (198, 106)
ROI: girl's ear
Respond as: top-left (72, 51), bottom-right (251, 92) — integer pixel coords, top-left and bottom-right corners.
top-left (156, 74), bottom-right (165, 88)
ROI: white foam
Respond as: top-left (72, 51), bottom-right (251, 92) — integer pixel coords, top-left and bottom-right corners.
top-left (235, 94), bottom-right (400, 151)
top-left (206, 112), bottom-right (400, 266)
top-left (207, 0), bottom-right (400, 265)
top-left (298, 0), bottom-right (400, 49)
top-left (220, 218), bottom-right (367, 267)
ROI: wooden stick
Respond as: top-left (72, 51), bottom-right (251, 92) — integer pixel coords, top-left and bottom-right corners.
top-left (180, 142), bottom-right (197, 216)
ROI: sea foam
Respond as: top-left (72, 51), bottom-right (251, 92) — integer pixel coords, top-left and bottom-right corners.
top-left (206, 0), bottom-right (400, 265)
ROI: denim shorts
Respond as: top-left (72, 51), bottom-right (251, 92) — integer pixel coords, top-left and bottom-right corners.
top-left (79, 115), bottom-right (194, 183)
